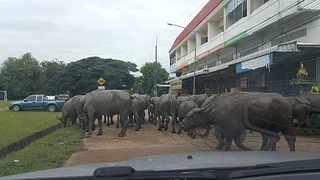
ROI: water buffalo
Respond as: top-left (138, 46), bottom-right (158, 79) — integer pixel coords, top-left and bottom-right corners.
top-left (175, 96), bottom-right (198, 134)
top-left (81, 90), bottom-right (135, 138)
top-left (56, 95), bottom-right (83, 127)
top-left (189, 94), bottom-right (208, 107)
top-left (150, 96), bottom-right (161, 125)
top-left (286, 92), bottom-right (320, 135)
top-left (157, 93), bottom-right (177, 133)
top-left (180, 92), bottom-right (296, 151)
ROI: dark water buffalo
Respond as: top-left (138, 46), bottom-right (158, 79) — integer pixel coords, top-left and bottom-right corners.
top-left (56, 95), bottom-right (83, 127)
top-left (180, 92), bottom-right (296, 151)
top-left (175, 96), bottom-right (198, 134)
top-left (81, 90), bottom-right (134, 138)
top-left (157, 94), bottom-right (177, 133)
top-left (286, 92), bottom-right (320, 134)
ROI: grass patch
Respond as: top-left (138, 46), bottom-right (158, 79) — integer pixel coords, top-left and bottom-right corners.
top-left (0, 111), bottom-right (61, 149)
top-left (0, 126), bottom-right (84, 177)
top-left (0, 101), bottom-right (11, 108)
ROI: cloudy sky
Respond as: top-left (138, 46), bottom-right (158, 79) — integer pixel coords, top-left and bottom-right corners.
top-left (0, 0), bottom-right (209, 75)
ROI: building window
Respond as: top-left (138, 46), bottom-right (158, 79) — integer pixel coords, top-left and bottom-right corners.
top-left (201, 37), bottom-right (208, 45)
top-left (226, 0), bottom-right (247, 28)
top-left (251, 0), bottom-right (269, 13)
top-left (170, 51), bottom-right (176, 65)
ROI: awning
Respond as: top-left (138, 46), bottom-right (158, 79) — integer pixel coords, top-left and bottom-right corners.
top-left (236, 53), bottom-right (273, 73)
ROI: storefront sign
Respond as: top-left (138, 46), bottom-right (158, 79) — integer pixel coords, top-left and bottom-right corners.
top-left (241, 77), bottom-right (248, 88)
top-left (170, 80), bottom-right (182, 90)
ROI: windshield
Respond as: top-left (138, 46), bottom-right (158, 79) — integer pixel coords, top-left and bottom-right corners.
top-left (1, 0), bottom-right (320, 179)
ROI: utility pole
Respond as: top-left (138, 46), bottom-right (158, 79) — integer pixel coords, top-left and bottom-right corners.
top-left (154, 36), bottom-right (158, 97)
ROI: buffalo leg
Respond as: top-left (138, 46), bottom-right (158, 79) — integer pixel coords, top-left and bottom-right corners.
top-left (96, 117), bottom-right (103, 136)
top-left (224, 133), bottom-right (233, 151)
top-left (262, 136), bottom-right (280, 151)
top-left (141, 111), bottom-right (145, 125)
top-left (106, 115), bottom-right (110, 126)
top-left (118, 114), bottom-right (128, 137)
top-left (234, 132), bottom-right (251, 151)
top-left (85, 113), bottom-right (94, 138)
top-left (110, 115), bottom-right (114, 125)
top-left (103, 116), bottom-right (106, 123)
top-left (171, 116), bottom-right (176, 133)
top-left (284, 134), bottom-right (296, 152)
top-left (260, 133), bottom-right (269, 151)
top-left (164, 117), bottom-right (170, 131)
top-left (134, 112), bottom-right (140, 131)
top-left (214, 128), bottom-right (224, 150)
top-left (157, 115), bottom-right (162, 131)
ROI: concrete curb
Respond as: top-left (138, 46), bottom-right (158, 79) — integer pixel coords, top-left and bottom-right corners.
top-left (0, 123), bottom-right (63, 157)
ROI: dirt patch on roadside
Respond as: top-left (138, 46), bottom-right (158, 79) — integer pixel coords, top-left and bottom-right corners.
top-left (0, 108), bottom-right (8, 111)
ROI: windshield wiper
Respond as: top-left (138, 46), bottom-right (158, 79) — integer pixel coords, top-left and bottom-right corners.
top-left (93, 166), bottom-right (216, 179)
top-left (228, 159), bottom-right (320, 179)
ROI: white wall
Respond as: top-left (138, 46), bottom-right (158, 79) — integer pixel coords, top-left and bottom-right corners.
top-left (187, 39), bottom-right (196, 53)
top-left (181, 45), bottom-right (187, 57)
top-left (176, 50), bottom-right (181, 61)
top-left (196, 32), bottom-right (207, 48)
top-left (208, 21), bottom-right (220, 40)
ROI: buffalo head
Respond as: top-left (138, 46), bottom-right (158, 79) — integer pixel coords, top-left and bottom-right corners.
top-left (179, 107), bottom-right (210, 132)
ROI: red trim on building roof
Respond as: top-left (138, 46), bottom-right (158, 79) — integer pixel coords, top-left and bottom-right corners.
top-left (169, 0), bottom-right (222, 53)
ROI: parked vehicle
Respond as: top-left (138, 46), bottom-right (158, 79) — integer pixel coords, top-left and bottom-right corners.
top-left (58, 94), bottom-right (70, 100)
top-left (8, 94), bottom-right (66, 112)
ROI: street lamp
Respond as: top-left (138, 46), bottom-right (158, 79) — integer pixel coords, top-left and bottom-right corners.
top-left (167, 23), bottom-right (196, 95)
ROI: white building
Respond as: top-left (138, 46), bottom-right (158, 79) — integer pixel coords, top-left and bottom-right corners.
top-left (168, 0), bottom-right (320, 96)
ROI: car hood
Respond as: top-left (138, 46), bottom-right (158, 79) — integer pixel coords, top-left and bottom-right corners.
top-left (2, 151), bottom-right (320, 179)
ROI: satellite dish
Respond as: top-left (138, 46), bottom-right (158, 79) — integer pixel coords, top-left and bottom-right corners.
top-left (176, 71), bottom-right (182, 77)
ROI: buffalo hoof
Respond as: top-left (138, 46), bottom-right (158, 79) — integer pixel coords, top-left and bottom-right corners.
top-left (154, 123), bottom-right (157, 126)
top-left (135, 128), bottom-right (139, 131)
top-left (106, 123), bottom-right (110, 126)
top-left (177, 130), bottom-right (181, 134)
top-left (85, 133), bottom-right (91, 138)
top-left (118, 133), bottom-right (125, 137)
top-left (171, 130), bottom-right (176, 133)
top-left (164, 127), bottom-right (168, 131)
top-left (116, 125), bottom-right (119, 128)
top-left (111, 121), bottom-right (114, 125)
top-left (157, 127), bottom-right (162, 131)
top-left (216, 144), bottom-right (224, 150)
top-left (96, 132), bottom-right (102, 136)
top-left (161, 126), bottom-right (165, 128)
top-left (191, 136), bottom-right (195, 139)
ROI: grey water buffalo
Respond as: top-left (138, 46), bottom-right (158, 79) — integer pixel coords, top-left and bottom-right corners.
top-left (150, 96), bottom-right (160, 125)
top-left (189, 94), bottom-right (208, 107)
top-left (131, 94), bottom-right (150, 126)
top-left (56, 95), bottom-right (83, 127)
top-left (180, 92), bottom-right (296, 151)
top-left (81, 90), bottom-right (135, 138)
top-left (157, 94), bottom-right (177, 133)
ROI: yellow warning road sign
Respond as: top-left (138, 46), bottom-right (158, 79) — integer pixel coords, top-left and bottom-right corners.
top-left (97, 77), bottom-right (106, 85)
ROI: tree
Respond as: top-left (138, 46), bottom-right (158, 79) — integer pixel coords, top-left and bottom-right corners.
top-left (138, 62), bottom-right (169, 96)
top-left (57, 57), bottom-right (138, 96)
top-left (40, 58), bottom-right (66, 95)
top-left (0, 53), bottom-right (43, 99)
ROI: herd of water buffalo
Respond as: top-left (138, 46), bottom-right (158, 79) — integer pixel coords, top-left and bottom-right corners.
top-left (56, 89), bottom-right (320, 152)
